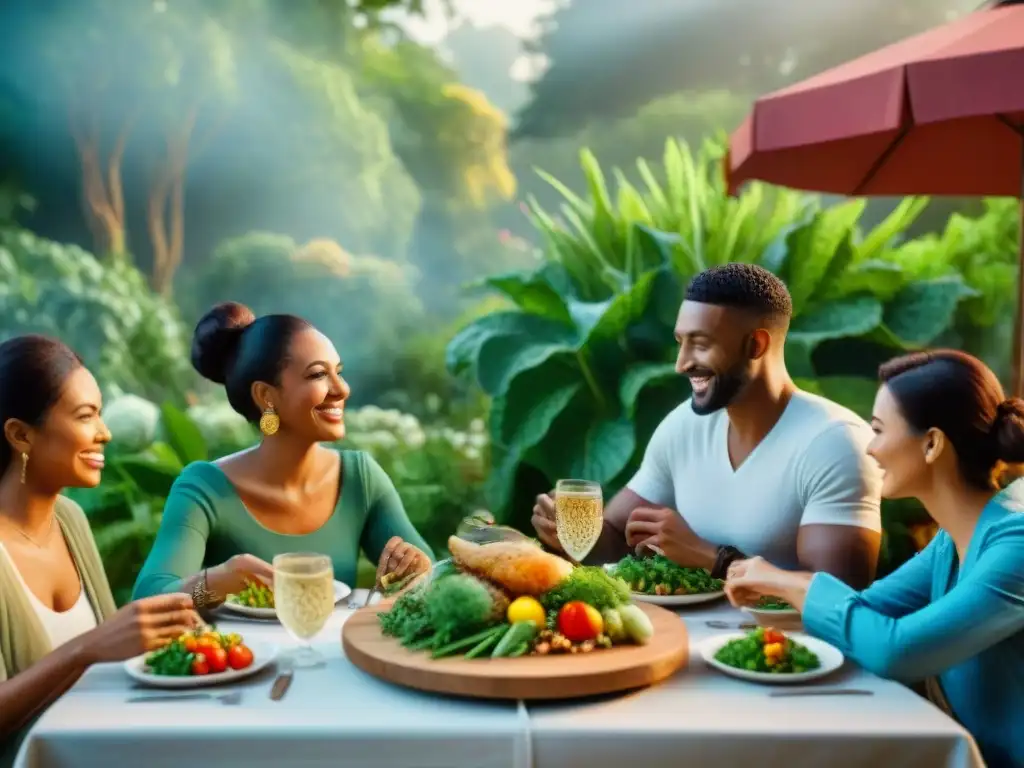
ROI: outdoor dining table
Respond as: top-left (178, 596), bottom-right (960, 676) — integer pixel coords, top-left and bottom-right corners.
top-left (14, 590), bottom-right (985, 768)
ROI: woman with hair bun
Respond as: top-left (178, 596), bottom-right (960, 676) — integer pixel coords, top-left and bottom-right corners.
top-left (0, 336), bottom-right (198, 766)
top-left (132, 302), bottom-right (433, 607)
top-left (725, 349), bottom-right (1024, 768)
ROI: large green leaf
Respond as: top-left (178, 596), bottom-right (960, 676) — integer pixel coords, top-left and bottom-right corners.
top-left (476, 337), bottom-right (572, 397)
top-left (113, 455), bottom-right (181, 497)
top-left (815, 376), bottom-right (879, 421)
top-left (784, 201), bottom-right (865, 312)
top-left (619, 363), bottom-right (679, 417)
top-left (446, 311), bottom-right (576, 379)
top-left (577, 267), bottom-right (667, 346)
top-left (788, 296), bottom-right (884, 347)
top-left (826, 259), bottom-right (906, 302)
top-left (159, 403), bottom-right (208, 465)
top-left (883, 277), bottom-right (980, 346)
top-left (536, 393), bottom-right (636, 484)
top-left (480, 264), bottom-right (574, 324)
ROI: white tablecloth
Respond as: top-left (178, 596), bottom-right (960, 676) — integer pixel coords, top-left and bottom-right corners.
top-left (526, 600), bottom-right (985, 768)
top-left (15, 592), bottom-right (984, 768)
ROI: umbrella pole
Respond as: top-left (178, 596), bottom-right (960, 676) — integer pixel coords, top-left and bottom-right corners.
top-left (1015, 191), bottom-right (1024, 398)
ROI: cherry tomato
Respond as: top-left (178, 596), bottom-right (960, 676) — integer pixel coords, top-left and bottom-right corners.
top-left (227, 644), bottom-right (254, 670)
top-left (763, 629), bottom-right (785, 645)
top-left (557, 601), bottom-right (604, 643)
top-left (182, 635), bottom-right (198, 653)
top-left (191, 653), bottom-right (210, 676)
top-left (205, 645), bottom-right (229, 674)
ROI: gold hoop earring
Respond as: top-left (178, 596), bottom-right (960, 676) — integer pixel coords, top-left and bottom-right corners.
top-left (20, 452), bottom-right (28, 485)
top-left (259, 408), bottom-right (280, 437)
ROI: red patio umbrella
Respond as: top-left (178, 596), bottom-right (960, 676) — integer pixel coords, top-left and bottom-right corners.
top-left (725, 2), bottom-right (1024, 393)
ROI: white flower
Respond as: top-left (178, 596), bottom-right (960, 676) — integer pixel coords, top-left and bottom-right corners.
top-left (398, 414), bottom-right (420, 434)
top-left (468, 432), bottom-right (488, 449)
top-left (464, 446), bottom-right (481, 461)
top-left (469, 418), bottom-right (485, 433)
top-left (105, 394), bottom-right (160, 453)
top-left (404, 428), bottom-right (427, 449)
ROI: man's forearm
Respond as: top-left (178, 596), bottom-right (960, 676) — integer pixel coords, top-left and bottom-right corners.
top-left (583, 521), bottom-right (632, 564)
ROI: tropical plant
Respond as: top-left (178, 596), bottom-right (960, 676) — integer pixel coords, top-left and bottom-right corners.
top-left (446, 138), bottom-right (985, 561)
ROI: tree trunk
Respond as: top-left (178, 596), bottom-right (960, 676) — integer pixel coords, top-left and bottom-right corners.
top-left (148, 109), bottom-right (197, 297)
top-left (69, 103), bottom-right (133, 260)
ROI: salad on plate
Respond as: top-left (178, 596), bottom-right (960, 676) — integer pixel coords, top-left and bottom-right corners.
top-left (605, 554), bottom-right (724, 603)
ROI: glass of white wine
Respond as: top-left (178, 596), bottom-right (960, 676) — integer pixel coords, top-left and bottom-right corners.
top-left (273, 552), bottom-right (335, 668)
top-left (554, 479), bottom-right (604, 563)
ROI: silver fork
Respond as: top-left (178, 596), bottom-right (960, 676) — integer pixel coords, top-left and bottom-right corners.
top-left (127, 690), bottom-right (243, 705)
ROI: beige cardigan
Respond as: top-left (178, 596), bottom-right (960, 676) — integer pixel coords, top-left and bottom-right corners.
top-left (0, 497), bottom-right (117, 765)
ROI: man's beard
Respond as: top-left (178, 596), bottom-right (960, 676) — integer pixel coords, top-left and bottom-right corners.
top-left (690, 360), bottom-right (752, 415)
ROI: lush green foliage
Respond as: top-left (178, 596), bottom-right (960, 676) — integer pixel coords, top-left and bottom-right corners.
top-left (447, 138), bottom-right (1011, 572)
top-left (0, 226), bottom-right (192, 402)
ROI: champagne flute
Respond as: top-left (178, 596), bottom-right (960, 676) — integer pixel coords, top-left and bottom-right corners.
top-left (554, 479), bottom-right (604, 563)
top-left (273, 552), bottom-right (335, 668)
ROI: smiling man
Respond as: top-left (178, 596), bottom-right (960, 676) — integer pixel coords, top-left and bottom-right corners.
top-left (532, 263), bottom-right (883, 588)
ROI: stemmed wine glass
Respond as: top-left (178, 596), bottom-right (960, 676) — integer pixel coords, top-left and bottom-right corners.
top-left (554, 479), bottom-right (604, 563)
top-left (273, 552), bottom-right (334, 668)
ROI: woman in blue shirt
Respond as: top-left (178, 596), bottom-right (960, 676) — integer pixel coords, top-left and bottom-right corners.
top-left (725, 349), bottom-right (1024, 768)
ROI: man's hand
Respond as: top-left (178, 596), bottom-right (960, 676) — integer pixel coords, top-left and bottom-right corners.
top-left (531, 492), bottom-right (564, 553)
top-left (624, 507), bottom-right (717, 569)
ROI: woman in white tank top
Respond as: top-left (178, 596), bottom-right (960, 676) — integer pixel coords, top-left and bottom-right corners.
top-left (0, 336), bottom-right (200, 768)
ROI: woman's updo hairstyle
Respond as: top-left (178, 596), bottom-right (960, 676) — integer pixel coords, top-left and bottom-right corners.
top-left (0, 335), bottom-right (83, 476)
top-left (879, 349), bottom-right (1024, 490)
top-left (191, 302), bottom-right (311, 423)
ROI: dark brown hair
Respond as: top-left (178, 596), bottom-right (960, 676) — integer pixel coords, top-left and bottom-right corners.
top-left (0, 335), bottom-right (83, 476)
top-left (191, 302), bottom-right (311, 423)
top-left (879, 349), bottom-right (1024, 490)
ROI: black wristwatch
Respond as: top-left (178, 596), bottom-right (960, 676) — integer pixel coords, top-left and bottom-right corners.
top-left (711, 545), bottom-right (745, 580)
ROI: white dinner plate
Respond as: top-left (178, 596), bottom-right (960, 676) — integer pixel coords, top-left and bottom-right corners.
top-left (124, 639), bottom-right (279, 688)
top-left (632, 590), bottom-right (726, 606)
top-left (603, 564), bottom-right (726, 606)
top-left (700, 632), bottom-right (844, 685)
top-left (221, 580), bottom-right (352, 620)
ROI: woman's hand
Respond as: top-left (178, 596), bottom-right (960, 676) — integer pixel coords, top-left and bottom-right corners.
top-left (725, 557), bottom-right (814, 611)
top-left (82, 593), bottom-right (200, 663)
top-left (376, 536), bottom-right (430, 589)
top-left (208, 553), bottom-right (274, 598)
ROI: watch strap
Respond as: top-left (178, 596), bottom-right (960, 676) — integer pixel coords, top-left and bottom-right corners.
top-left (711, 545), bottom-right (745, 580)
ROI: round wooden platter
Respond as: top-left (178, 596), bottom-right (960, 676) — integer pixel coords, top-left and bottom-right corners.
top-left (341, 602), bottom-right (689, 701)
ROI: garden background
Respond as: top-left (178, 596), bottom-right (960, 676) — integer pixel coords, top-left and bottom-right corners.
top-left (1, 0), bottom-right (1015, 603)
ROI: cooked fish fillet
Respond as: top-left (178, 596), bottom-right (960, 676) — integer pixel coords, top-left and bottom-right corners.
top-left (448, 536), bottom-right (574, 595)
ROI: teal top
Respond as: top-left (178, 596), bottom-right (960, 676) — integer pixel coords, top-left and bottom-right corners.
top-left (132, 450), bottom-right (433, 599)
top-left (803, 487), bottom-right (1024, 768)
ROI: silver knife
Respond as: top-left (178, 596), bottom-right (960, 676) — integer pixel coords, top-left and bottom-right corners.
top-left (269, 669), bottom-right (294, 701)
top-left (769, 688), bottom-right (874, 697)
top-left (705, 620), bottom-right (758, 630)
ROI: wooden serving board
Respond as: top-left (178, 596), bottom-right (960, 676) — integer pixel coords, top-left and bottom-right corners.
top-left (341, 602), bottom-right (689, 700)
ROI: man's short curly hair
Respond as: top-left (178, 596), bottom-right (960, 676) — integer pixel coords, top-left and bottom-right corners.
top-left (684, 263), bottom-right (793, 327)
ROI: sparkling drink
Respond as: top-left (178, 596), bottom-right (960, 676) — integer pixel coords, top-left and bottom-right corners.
top-left (554, 479), bottom-right (604, 562)
top-left (273, 552), bottom-right (334, 667)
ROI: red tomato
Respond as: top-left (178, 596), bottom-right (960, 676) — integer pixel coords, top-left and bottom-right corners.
top-left (191, 653), bottom-right (210, 676)
top-left (557, 601), bottom-right (604, 643)
top-left (204, 645), bottom-right (229, 674)
top-left (227, 644), bottom-right (254, 670)
top-left (763, 629), bottom-right (785, 645)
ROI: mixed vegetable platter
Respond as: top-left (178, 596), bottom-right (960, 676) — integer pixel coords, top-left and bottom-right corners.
top-left (608, 554), bottom-right (723, 597)
top-left (714, 627), bottom-right (821, 674)
top-left (143, 627), bottom-right (256, 677)
top-left (378, 537), bottom-right (656, 660)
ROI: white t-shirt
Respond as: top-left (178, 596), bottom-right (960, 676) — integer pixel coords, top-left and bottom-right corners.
top-left (626, 390), bottom-right (883, 569)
